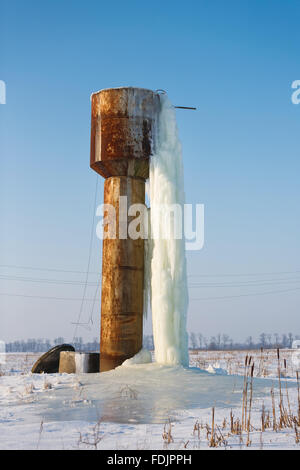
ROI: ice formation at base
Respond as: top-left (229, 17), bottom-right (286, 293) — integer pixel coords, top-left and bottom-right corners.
top-left (121, 348), bottom-right (152, 367)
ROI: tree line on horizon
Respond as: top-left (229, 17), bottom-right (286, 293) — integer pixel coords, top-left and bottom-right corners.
top-left (187, 332), bottom-right (299, 351)
top-left (4, 332), bottom-right (299, 353)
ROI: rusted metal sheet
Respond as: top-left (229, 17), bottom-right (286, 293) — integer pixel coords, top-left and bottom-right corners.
top-left (100, 176), bottom-right (145, 372)
top-left (90, 87), bottom-right (160, 179)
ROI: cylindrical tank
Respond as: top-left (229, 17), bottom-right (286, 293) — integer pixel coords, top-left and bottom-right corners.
top-left (91, 87), bottom-right (160, 179)
top-left (90, 87), bottom-right (160, 371)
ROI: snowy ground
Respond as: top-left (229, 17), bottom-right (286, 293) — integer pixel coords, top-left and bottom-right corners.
top-left (0, 350), bottom-right (299, 450)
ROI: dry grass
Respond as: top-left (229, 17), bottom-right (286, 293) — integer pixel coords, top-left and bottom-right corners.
top-left (43, 379), bottom-right (52, 390)
top-left (118, 384), bottom-right (138, 400)
top-left (191, 348), bottom-right (298, 378)
top-left (37, 419), bottom-right (44, 449)
top-left (78, 419), bottom-right (103, 449)
top-left (162, 419), bottom-right (174, 447)
top-left (186, 350), bottom-right (300, 448)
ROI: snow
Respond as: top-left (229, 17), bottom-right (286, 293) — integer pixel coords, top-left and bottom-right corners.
top-left (292, 350), bottom-right (300, 370)
top-left (206, 362), bottom-right (228, 375)
top-left (0, 350), bottom-right (299, 450)
top-left (148, 94), bottom-right (189, 367)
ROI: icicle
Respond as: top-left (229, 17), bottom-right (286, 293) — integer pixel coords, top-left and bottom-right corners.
top-left (148, 94), bottom-right (189, 367)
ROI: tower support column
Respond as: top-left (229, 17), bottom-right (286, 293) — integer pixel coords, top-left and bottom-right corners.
top-left (100, 176), bottom-right (145, 371)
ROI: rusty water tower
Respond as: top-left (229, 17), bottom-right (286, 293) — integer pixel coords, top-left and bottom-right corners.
top-left (90, 87), bottom-right (160, 372)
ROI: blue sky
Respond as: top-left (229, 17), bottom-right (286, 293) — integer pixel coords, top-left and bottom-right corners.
top-left (1, 0), bottom-right (299, 342)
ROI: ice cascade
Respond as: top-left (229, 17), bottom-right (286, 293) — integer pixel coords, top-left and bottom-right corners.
top-left (147, 94), bottom-right (189, 367)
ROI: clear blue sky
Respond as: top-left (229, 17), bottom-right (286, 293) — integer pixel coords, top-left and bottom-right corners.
top-left (1, 0), bottom-right (299, 343)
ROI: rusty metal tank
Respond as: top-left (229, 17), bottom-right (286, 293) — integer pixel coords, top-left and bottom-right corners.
top-left (90, 87), bottom-right (160, 372)
top-left (91, 87), bottom-right (160, 179)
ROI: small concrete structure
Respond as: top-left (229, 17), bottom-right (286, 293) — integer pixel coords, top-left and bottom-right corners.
top-left (292, 340), bottom-right (300, 350)
top-left (31, 344), bottom-right (75, 374)
top-left (59, 351), bottom-right (99, 374)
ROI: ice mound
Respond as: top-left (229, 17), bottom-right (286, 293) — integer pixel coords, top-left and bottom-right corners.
top-left (23, 364), bottom-right (282, 425)
top-left (121, 349), bottom-right (152, 367)
top-left (206, 362), bottom-right (228, 375)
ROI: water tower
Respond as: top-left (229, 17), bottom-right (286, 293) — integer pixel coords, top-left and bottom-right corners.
top-left (90, 87), bottom-right (160, 371)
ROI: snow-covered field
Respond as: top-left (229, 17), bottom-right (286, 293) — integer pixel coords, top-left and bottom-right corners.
top-left (0, 350), bottom-right (299, 450)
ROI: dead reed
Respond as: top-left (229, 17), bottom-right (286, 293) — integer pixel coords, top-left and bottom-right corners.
top-left (78, 419), bottom-right (103, 449)
top-left (162, 419), bottom-right (174, 447)
top-left (191, 351), bottom-right (300, 448)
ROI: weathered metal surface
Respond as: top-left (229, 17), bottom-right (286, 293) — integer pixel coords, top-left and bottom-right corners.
top-left (31, 344), bottom-right (75, 374)
top-left (100, 176), bottom-right (145, 372)
top-left (90, 87), bottom-right (160, 179)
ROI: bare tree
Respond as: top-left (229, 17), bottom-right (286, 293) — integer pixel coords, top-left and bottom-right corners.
top-left (259, 333), bottom-right (267, 348)
top-left (288, 333), bottom-right (293, 348)
top-left (222, 334), bottom-right (230, 349)
top-left (198, 333), bottom-right (203, 349)
top-left (190, 333), bottom-right (198, 350)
